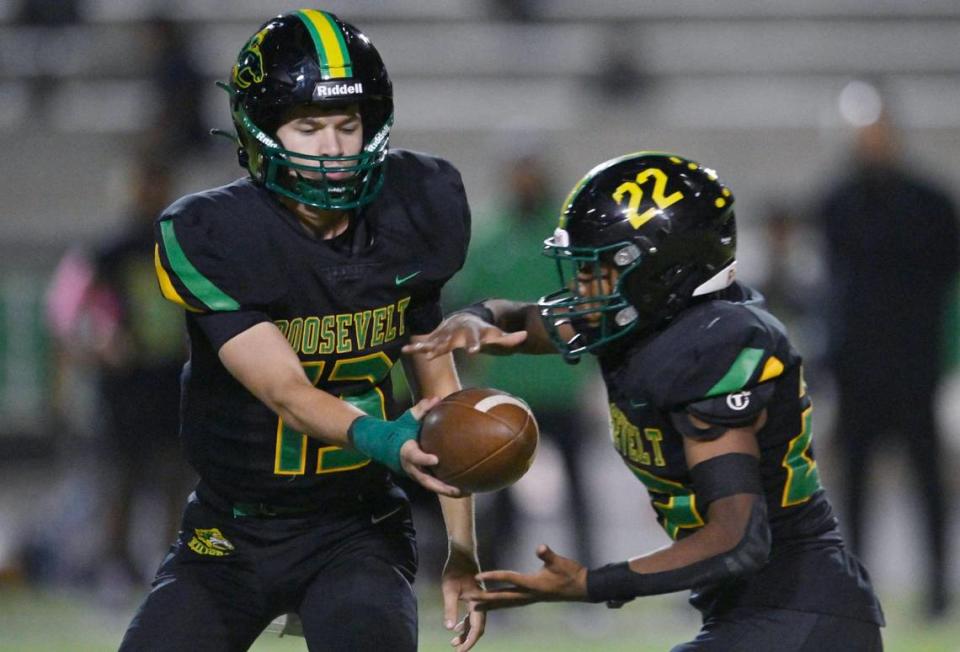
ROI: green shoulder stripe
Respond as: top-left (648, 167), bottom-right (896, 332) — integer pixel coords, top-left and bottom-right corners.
top-left (159, 220), bottom-right (240, 311)
top-left (706, 347), bottom-right (764, 396)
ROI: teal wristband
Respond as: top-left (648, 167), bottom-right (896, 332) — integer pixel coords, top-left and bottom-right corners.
top-left (347, 411), bottom-right (420, 475)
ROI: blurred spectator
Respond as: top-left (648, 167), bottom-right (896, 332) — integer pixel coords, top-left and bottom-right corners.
top-left (754, 203), bottom-right (828, 380)
top-left (817, 111), bottom-right (960, 619)
top-left (15, 0), bottom-right (84, 123)
top-left (487, 0), bottom-right (544, 22)
top-left (758, 205), bottom-right (809, 324)
top-left (449, 152), bottom-right (599, 569)
top-left (17, 0), bottom-right (82, 25)
top-left (589, 29), bottom-right (648, 104)
top-left (46, 156), bottom-right (194, 595)
top-left (143, 16), bottom-right (208, 156)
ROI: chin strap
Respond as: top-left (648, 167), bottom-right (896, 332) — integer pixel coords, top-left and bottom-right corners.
top-left (210, 128), bottom-right (239, 144)
top-left (212, 82), bottom-right (248, 168)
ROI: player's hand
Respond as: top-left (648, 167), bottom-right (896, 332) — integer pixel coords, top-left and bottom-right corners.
top-left (467, 544), bottom-right (588, 611)
top-left (400, 398), bottom-right (462, 498)
top-left (402, 313), bottom-right (528, 359)
top-left (350, 398), bottom-right (461, 497)
top-left (442, 543), bottom-right (486, 652)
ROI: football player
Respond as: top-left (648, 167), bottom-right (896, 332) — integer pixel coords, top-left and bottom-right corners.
top-left (120, 10), bottom-right (485, 652)
top-left (404, 152), bottom-right (885, 650)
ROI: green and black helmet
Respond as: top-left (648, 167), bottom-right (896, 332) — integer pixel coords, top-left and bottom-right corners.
top-left (224, 9), bottom-right (393, 209)
top-left (539, 152), bottom-right (737, 359)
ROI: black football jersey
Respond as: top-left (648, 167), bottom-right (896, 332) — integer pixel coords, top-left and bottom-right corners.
top-left (600, 283), bottom-right (883, 623)
top-left (154, 149), bottom-right (470, 509)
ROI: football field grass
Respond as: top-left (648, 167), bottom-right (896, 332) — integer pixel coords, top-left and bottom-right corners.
top-left (0, 583), bottom-right (956, 651)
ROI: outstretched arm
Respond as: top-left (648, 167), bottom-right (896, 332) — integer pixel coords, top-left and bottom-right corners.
top-left (219, 321), bottom-right (460, 497)
top-left (469, 420), bottom-right (770, 610)
top-left (401, 299), bottom-right (557, 359)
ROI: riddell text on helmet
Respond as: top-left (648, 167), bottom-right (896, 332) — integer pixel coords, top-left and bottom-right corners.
top-left (313, 81), bottom-right (364, 100)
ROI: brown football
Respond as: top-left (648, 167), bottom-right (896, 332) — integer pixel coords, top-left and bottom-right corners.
top-left (419, 387), bottom-right (539, 493)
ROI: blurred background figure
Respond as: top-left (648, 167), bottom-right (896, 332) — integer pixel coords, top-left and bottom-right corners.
top-left (588, 26), bottom-right (648, 105)
top-left (449, 150), bottom-right (600, 571)
top-left (756, 204), bottom-right (810, 325)
top-left (486, 0), bottom-right (544, 22)
top-left (44, 155), bottom-right (193, 599)
top-left (16, 0), bottom-right (82, 24)
top-left (14, 0), bottom-right (84, 122)
top-left (753, 202), bottom-right (829, 383)
top-left (142, 15), bottom-right (208, 156)
top-left (816, 94), bottom-right (960, 619)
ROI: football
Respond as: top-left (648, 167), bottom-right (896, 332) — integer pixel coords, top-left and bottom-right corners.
top-left (419, 387), bottom-right (539, 493)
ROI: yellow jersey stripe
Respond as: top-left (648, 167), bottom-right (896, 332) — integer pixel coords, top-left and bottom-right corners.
top-left (759, 356), bottom-right (785, 382)
top-left (154, 244), bottom-right (202, 313)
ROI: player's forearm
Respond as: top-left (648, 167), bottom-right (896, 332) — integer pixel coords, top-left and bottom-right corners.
top-left (588, 440), bottom-right (771, 602)
top-left (272, 385), bottom-right (420, 476)
top-left (587, 494), bottom-right (770, 603)
top-left (408, 353), bottom-right (478, 535)
top-left (439, 493), bottom-right (478, 554)
top-left (484, 299), bottom-right (556, 353)
top-left (219, 323), bottom-right (368, 448)
top-left (269, 382), bottom-right (365, 448)
top-left (633, 494), bottom-right (768, 574)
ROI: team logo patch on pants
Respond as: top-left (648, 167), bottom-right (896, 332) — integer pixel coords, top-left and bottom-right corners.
top-left (188, 528), bottom-right (236, 556)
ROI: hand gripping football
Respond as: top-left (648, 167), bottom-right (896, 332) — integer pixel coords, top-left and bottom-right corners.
top-left (419, 388), bottom-right (539, 493)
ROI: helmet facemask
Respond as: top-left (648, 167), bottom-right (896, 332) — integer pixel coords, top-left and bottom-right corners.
top-left (231, 98), bottom-right (391, 211)
top-left (539, 229), bottom-right (643, 359)
top-left (263, 111), bottom-right (388, 211)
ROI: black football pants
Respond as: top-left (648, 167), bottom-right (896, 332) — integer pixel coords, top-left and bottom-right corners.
top-left (119, 488), bottom-right (418, 652)
top-left (672, 606), bottom-right (883, 652)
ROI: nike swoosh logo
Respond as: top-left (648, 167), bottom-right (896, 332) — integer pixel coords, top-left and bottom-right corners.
top-left (395, 271), bottom-right (421, 285)
top-left (371, 506), bottom-right (403, 524)
top-left (629, 399), bottom-right (649, 409)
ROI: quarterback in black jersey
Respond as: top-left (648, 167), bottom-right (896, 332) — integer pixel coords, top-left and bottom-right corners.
top-left (120, 10), bottom-right (485, 652)
top-left (405, 152), bottom-right (884, 650)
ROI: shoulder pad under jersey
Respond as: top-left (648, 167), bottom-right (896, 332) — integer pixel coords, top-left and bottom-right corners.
top-left (153, 181), bottom-right (283, 313)
top-left (626, 297), bottom-right (792, 419)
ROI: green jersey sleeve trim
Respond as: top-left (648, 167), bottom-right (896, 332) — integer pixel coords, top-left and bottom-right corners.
top-left (706, 347), bottom-right (764, 397)
top-left (159, 220), bottom-right (241, 312)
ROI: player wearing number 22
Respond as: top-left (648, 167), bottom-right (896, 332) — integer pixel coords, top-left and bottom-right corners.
top-left (120, 9), bottom-right (487, 652)
top-left (406, 152), bottom-right (884, 650)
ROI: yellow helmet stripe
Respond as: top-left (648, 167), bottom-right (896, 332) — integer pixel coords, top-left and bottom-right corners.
top-left (297, 9), bottom-right (352, 79)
